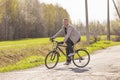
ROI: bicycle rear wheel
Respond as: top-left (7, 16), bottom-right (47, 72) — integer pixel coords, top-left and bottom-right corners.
top-left (73, 49), bottom-right (90, 68)
top-left (45, 51), bottom-right (59, 69)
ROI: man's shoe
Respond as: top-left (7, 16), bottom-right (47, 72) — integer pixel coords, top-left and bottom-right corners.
top-left (68, 52), bottom-right (75, 57)
top-left (63, 62), bottom-right (71, 65)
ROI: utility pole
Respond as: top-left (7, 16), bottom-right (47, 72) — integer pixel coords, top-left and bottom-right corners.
top-left (112, 0), bottom-right (120, 19)
top-left (107, 0), bottom-right (110, 40)
top-left (85, 0), bottom-right (90, 45)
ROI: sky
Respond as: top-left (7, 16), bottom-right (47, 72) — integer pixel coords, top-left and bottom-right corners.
top-left (39, 0), bottom-right (116, 24)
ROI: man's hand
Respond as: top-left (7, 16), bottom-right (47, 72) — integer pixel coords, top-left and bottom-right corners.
top-left (58, 41), bottom-right (64, 44)
top-left (50, 37), bottom-right (54, 42)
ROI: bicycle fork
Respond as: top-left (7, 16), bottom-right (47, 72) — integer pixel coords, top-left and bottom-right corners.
top-left (50, 50), bottom-right (60, 61)
top-left (75, 50), bottom-right (84, 63)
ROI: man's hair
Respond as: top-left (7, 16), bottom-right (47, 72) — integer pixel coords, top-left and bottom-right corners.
top-left (63, 18), bottom-right (69, 22)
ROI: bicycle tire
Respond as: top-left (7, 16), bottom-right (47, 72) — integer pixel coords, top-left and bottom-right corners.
top-left (72, 49), bottom-right (90, 68)
top-left (45, 51), bottom-right (59, 69)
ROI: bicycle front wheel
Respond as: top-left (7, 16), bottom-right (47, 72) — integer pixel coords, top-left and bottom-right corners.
top-left (45, 51), bottom-right (59, 69)
top-left (73, 49), bottom-right (90, 68)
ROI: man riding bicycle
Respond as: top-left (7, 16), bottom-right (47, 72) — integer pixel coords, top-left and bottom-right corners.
top-left (51, 18), bottom-right (81, 65)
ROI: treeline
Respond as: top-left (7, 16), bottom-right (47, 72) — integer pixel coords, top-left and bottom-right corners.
top-left (0, 0), bottom-right (120, 41)
top-left (76, 19), bottom-right (120, 41)
top-left (0, 0), bottom-right (70, 40)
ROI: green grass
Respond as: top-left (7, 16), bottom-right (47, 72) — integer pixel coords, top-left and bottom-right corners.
top-left (0, 55), bottom-right (44, 72)
top-left (87, 40), bottom-right (120, 53)
top-left (0, 38), bottom-right (50, 49)
top-left (0, 36), bottom-right (120, 72)
top-left (0, 54), bottom-right (64, 72)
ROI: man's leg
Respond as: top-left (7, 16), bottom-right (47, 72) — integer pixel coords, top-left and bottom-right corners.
top-left (68, 38), bottom-right (81, 57)
top-left (65, 38), bottom-right (74, 63)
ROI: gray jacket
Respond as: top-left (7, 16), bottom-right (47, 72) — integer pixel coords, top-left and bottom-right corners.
top-left (52, 24), bottom-right (80, 44)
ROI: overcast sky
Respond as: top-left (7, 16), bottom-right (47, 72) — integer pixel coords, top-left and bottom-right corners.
top-left (39, 0), bottom-right (116, 24)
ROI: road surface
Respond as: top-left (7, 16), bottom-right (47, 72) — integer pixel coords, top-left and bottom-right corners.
top-left (0, 45), bottom-right (120, 80)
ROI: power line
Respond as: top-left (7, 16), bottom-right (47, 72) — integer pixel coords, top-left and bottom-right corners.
top-left (112, 0), bottom-right (120, 19)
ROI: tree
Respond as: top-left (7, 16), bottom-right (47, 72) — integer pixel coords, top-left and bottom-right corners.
top-left (41, 3), bottom-right (70, 37)
top-left (0, 0), bottom-right (71, 40)
top-left (0, 0), bottom-right (19, 40)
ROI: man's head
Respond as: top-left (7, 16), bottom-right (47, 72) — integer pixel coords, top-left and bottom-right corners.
top-left (63, 18), bottom-right (69, 27)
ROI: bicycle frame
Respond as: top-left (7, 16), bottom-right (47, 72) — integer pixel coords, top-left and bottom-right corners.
top-left (52, 41), bottom-right (66, 57)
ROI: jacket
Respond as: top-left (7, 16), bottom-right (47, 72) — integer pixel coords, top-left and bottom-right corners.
top-left (52, 24), bottom-right (80, 44)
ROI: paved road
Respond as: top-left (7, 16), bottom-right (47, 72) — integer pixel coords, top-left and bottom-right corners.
top-left (0, 45), bottom-right (120, 80)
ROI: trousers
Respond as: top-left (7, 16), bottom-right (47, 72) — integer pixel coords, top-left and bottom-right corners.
top-left (65, 38), bottom-right (80, 62)
top-left (65, 38), bottom-right (74, 62)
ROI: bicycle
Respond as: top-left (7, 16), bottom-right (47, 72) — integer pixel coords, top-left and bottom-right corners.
top-left (45, 39), bottom-right (90, 69)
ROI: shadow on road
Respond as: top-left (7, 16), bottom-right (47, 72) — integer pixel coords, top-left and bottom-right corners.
top-left (54, 67), bottom-right (90, 73)
top-left (69, 68), bottom-right (89, 73)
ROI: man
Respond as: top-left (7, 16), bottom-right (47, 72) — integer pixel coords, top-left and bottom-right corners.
top-left (51, 18), bottom-right (80, 65)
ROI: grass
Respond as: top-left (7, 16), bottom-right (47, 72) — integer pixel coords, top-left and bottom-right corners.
top-left (0, 37), bottom-right (64, 72)
top-left (0, 36), bottom-right (120, 72)
top-left (87, 40), bottom-right (120, 53)
top-left (0, 55), bottom-right (44, 72)
top-left (0, 38), bottom-right (50, 49)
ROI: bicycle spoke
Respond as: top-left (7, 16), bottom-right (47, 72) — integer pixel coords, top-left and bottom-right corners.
top-left (50, 53), bottom-right (56, 61)
top-left (45, 51), bottom-right (59, 69)
top-left (73, 49), bottom-right (90, 68)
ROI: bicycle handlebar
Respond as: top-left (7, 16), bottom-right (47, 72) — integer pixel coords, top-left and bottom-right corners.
top-left (50, 38), bottom-right (66, 47)
top-left (50, 38), bottom-right (58, 43)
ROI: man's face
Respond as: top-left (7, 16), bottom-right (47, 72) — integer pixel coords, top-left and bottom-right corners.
top-left (63, 20), bottom-right (68, 27)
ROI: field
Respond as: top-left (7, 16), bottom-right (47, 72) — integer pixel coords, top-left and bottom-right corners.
top-left (0, 36), bottom-right (120, 72)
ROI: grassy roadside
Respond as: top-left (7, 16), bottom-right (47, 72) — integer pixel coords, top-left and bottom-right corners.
top-left (0, 37), bottom-right (120, 72)
top-left (0, 38), bottom-right (62, 72)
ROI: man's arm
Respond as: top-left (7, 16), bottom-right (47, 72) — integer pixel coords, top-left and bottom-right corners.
top-left (52, 28), bottom-right (63, 38)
